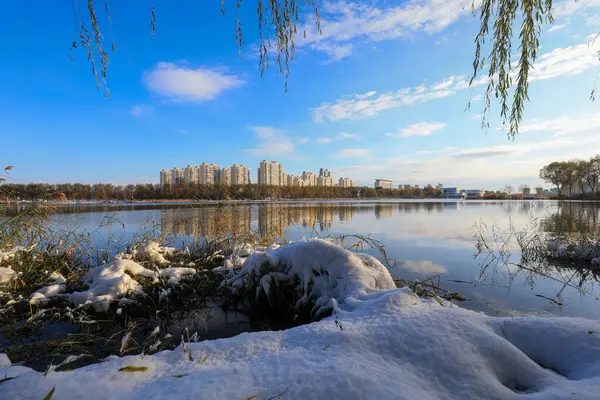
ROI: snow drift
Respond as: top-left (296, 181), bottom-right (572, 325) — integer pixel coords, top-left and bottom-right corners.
top-left (225, 239), bottom-right (396, 317)
top-left (2, 239), bottom-right (600, 399)
top-left (1, 287), bottom-right (599, 399)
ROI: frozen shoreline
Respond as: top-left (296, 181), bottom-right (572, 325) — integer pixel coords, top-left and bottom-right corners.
top-left (2, 240), bottom-right (600, 399)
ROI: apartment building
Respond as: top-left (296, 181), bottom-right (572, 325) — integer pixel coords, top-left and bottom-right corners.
top-left (374, 179), bottom-right (393, 189)
top-left (160, 169), bottom-right (172, 186)
top-left (231, 164), bottom-right (251, 185)
top-left (258, 160), bottom-right (284, 185)
top-left (338, 177), bottom-right (353, 188)
top-left (302, 171), bottom-right (317, 186)
top-left (172, 168), bottom-right (184, 184)
top-left (183, 165), bottom-right (199, 184)
top-left (199, 162), bottom-right (220, 185)
top-left (219, 167), bottom-right (232, 186)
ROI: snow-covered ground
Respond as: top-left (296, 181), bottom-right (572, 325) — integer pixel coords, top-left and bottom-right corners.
top-left (2, 240), bottom-right (600, 399)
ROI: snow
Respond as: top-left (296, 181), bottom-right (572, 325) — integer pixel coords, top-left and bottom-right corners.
top-left (3, 240), bottom-right (600, 398)
top-left (29, 272), bottom-right (67, 304)
top-left (136, 241), bottom-right (177, 265)
top-left (1, 286), bottom-right (600, 399)
top-left (0, 266), bottom-right (16, 285)
top-left (158, 267), bottom-right (195, 286)
top-left (225, 239), bottom-right (396, 317)
top-left (68, 259), bottom-right (155, 312)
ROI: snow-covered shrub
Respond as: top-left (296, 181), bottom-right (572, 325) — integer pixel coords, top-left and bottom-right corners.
top-left (224, 239), bottom-right (395, 318)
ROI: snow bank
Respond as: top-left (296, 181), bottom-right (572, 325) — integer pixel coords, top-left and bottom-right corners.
top-left (29, 272), bottom-right (66, 304)
top-left (68, 259), bottom-right (156, 312)
top-left (2, 287), bottom-right (599, 399)
top-left (66, 258), bottom-right (197, 311)
top-left (135, 241), bottom-right (177, 265)
top-left (225, 239), bottom-right (396, 317)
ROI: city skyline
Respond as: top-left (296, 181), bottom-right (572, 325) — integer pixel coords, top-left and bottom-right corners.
top-left (1, 2), bottom-right (599, 190)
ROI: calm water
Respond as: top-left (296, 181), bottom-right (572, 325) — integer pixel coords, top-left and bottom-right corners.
top-left (45, 200), bottom-right (600, 319)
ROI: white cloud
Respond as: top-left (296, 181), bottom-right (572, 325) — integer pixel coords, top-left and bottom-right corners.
top-left (317, 137), bottom-right (334, 144)
top-left (176, 129), bottom-right (190, 135)
top-left (310, 42), bottom-right (354, 62)
top-left (548, 22), bottom-right (569, 32)
top-left (300, 0), bottom-right (473, 59)
top-left (143, 62), bottom-right (243, 102)
top-left (332, 148), bottom-right (371, 158)
top-left (471, 95), bottom-right (482, 102)
top-left (245, 126), bottom-right (295, 157)
top-left (389, 122), bottom-right (447, 138)
top-left (553, 0), bottom-right (600, 18)
top-left (316, 132), bottom-right (361, 143)
top-left (296, 137), bottom-right (310, 144)
top-left (528, 39), bottom-right (600, 82)
top-left (130, 104), bottom-right (153, 116)
top-left (518, 114), bottom-right (600, 136)
top-left (311, 38), bottom-right (600, 123)
top-left (471, 113), bottom-right (482, 120)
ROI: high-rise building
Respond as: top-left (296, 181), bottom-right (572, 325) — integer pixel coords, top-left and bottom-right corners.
top-left (302, 171), bottom-right (317, 186)
top-left (339, 177), bottom-right (353, 188)
top-left (219, 167), bottom-right (232, 186)
top-left (199, 163), bottom-right (220, 184)
top-left (184, 165), bottom-right (199, 185)
top-left (231, 164), bottom-right (251, 185)
top-left (160, 169), bottom-right (172, 187)
top-left (258, 160), bottom-right (283, 185)
top-left (319, 168), bottom-right (331, 178)
top-left (172, 168), bottom-right (184, 184)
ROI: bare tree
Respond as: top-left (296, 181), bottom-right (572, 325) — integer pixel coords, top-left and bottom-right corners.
top-left (584, 155), bottom-right (600, 195)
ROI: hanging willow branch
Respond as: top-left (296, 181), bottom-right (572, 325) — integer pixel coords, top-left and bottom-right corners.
top-left (471, 0), bottom-right (553, 138)
top-left (71, 0), bottom-right (321, 95)
top-left (71, 0), bottom-right (586, 137)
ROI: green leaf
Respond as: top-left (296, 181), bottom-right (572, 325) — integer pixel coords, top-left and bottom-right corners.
top-left (118, 366), bottom-right (148, 372)
top-left (43, 386), bottom-right (56, 400)
top-left (198, 353), bottom-right (210, 366)
top-left (172, 374), bottom-right (188, 379)
top-left (322, 345), bottom-right (331, 351)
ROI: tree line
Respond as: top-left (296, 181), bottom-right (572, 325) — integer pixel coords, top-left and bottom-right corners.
top-left (540, 155), bottom-right (600, 198)
top-left (1, 183), bottom-right (446, 202)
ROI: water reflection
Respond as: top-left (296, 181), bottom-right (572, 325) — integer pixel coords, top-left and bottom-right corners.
top-left (40, 200), bottom-right (600, 318)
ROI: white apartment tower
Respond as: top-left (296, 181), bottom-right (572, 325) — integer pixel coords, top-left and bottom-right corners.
top-left (171, 168), bottom-right (184, 184)
top-left (160, 169), bottom-right (172, 187)
top-left (199, 163), bottom-right (220, 185)
top-left (302, 171), bottom-right (317, 186)
top-left (339, 177), bottom-right (353, 188)
top-left (219, 167), bottom-right (232, 186)
top-left (184, 165), bottom-right (199, 184)
top-left (258, 160), bottom-right (284, 185)
top-left (231, 164), bottom-right (251, 185)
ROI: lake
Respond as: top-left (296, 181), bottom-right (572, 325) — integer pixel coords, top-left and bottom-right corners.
top-left (41, 199), bottom-right (600, 320)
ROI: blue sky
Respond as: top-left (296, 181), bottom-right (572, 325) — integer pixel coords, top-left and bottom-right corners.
top-left (1, 0), bottom-right (599, 189)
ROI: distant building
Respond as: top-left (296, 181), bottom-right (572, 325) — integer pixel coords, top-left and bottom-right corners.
top-left (184, 165), bottom-right (199, 185)
top-left (199, 163), bottom-right (220, 185)
top-left (219, 167), bottom-right (232, 186)
top-left (374, 179), bottom-right (393, 189)
top-left (339, 177), bottom-right (353, 188)
top-left (231, 164), bottom-right (251, 185)
top-left (258, 160), bottom-right (283, 186)
top-left (171, 168), bottom-right (184, 184)
top-left (302, 171), bottom-right (317, 186)
top-left (160, 169), bottom-right (172, 187)
top-left (442, 187), bottom-right (463, 198)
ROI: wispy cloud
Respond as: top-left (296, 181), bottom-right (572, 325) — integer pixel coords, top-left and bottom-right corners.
top-left (130, 104), bottom-right (153, 116)
top-left (548, 21), bottom-right (569, 32)
top-left (317, 132), bottom-right (361, 143)
top-left (553, 0), bottom-right (600, 18)
top-left (332, 148), bottom-right (371, 158)
top-left (143, 62), bottom-right (244, 102)
top-left (176, 129), bottom-right (191, 135)
top-left (312, 38), bottom-right (600, 123)
top-left (300, 0), bottom-right (472, 60)
top-left (471, 113), bottom-right (482, 120)
top-left (388, 122), bottom-right (447, 138)
top-left (296, 137), bottom-right (310, 144)
top-left (518, 114), bottom-right (600, 136)
top-left (245, 126), bottom-right (295, 157)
